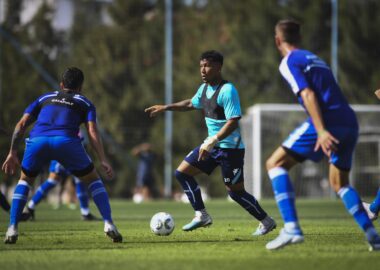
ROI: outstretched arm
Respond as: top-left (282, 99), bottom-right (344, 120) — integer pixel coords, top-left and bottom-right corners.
top-left (2, 114), bottom-right (35, 175)
top-left (144, 99), bottom-right (195, 117)
top-left (85, 121), bottom-right (114, 179)
top-left (300, 88), bottom-right (339, 157)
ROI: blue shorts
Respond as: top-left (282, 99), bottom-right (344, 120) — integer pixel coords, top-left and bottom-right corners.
top-left (184, 146), bottom-right (245, 186)
top-left (21, 136), bottom-right (94, 177)
top-left (282, 120), bottom-right (358, 171)
top-left (49, 160), bottom-right (70, 178)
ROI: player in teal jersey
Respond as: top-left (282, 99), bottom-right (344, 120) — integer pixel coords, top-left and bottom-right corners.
top-left (145, 50), bottom-right (276, 235)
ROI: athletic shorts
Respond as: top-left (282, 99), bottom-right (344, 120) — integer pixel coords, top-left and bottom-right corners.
top-left (21, 136), bottom-right (94, 177)
top-left (282, 120), bottom-right (358, 171)
top-left (49, 160), bottom-right (70, 178)
top-left (184, 145), bottom-right (245, 186)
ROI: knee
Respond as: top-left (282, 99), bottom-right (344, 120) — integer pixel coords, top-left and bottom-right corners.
top-left (266, 155), bottom-right (278, 171)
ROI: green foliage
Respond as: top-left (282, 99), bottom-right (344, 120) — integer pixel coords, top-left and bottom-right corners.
top-left (1, 0), bottom-right (380, 196)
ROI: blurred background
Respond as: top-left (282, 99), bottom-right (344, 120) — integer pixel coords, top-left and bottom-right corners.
top-left (0, 0), bottom-right (379, 201)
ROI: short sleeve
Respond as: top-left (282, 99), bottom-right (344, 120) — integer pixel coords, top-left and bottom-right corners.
top-left (191, 84), bottom-right (205, 109)
top-left (218, 84), bottom-right (242, 120)
top-left (86, 103), bottom-right (97, 122)
top-left (24, 99), bottom-right (41, 118)
top-left (279, 52), bottom-right (309, 95)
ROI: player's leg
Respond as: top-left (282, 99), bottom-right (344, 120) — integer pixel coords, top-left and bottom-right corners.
top-left (5, 172), bottom-right (35, 244)
top-left (176, 146), bottom-right (217, 231)
top-left (218, 148), bottom-right (276, 235)
top-left (79, 170), bottom-right (122, 242)
top-left (0, 191), bottom-right (10, 213)
top-left (5, 137), bottom-right (49, 244)
top-left (330, 165), bottom-right (380, 251)
top-left (73, 176), bottom-right (98, 221)
top-left (25, 171), bottom-right (61, 220)
top-left (265, 147), bottom-right (304, 250)
top-left (363, 188), bottom-right (380, 221)
top-left (55, 136), bottom-right (122, 242)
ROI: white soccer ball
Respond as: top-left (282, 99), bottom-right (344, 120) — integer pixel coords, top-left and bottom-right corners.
top-left (150, 212), bottom-right (175, 236)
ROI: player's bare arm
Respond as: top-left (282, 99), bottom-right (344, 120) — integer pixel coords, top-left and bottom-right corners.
top-left (374, 89), bottom-right (380, 100)
top-left (2, 114), bottom-right (35, 175)
top-left (198, 118), bottom-right (239, 161)
top-left (145, 99), bottom-right (195, 117)
top-left (300, 88), bottom-right (339, 156)
top-left (85, 121), bottom-right (114, 179)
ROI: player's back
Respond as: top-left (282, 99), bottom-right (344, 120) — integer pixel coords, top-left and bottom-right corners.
top-left (280, 49), bottom-right (357, 127)
top-left (25, 90), bottom-right (96, 138)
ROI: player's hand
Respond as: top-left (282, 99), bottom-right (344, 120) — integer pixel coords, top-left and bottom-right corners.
top-left (144, 105), bottom-right (166, 117)
top-left (374, 89), bottom-right (380, 100)
top-left (314, 130), bottom-right (339, 157)
top-left (100, 160), bottom-right (114, 180)
top-left (2, 151), bottom-right (20, 175)
top-left (198, 135), bottom-right (219, 161)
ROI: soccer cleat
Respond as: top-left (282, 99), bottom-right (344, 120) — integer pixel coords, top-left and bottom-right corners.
top-left (266, 228), bottom-right (304, 250)
top-left (362, 202), bottom-right (378, 221)
top-left (252, 216), bottom-right (277, 236)
top-left (368, 235), bottom-right (380, 251)
top-left (19, 207), bottom-right (35, 222)
top-left (82, 213), bottom-right (100, 221)
top-left (4, 225), bottom-right (18, 244)
top-left (104, 222), bottom-right (123, 243)
top-left (182, 213), bottom-right (212, 231)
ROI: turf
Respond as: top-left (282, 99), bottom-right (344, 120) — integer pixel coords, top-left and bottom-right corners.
top-left (0, 199), bottom-right (379, 270)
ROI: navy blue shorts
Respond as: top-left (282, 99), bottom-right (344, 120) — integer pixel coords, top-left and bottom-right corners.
top-left (184, 146), bottom-right (245, 186)
top-left (282, 120), bottom-right (358, 170)
top-left (21, 136), bottom-right (94, 177)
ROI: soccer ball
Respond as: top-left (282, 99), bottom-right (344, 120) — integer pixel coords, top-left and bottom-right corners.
top-left (150, 212), bottom-right (175, 236)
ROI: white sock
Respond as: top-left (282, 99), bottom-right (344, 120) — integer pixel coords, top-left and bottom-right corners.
top-left (80, 208), bottom-right (90, 216)
top-left (284, 221), bottom-right (301, 233)
top-left (28, 201), bottom-right (35, 210)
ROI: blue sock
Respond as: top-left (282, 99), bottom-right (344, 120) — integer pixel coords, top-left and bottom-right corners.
top-left (338, 186), bottom-right (374, 234)
top-left (10, 180), bottom-right (30, 226)
top-left (88, 179), bottom-right (112, 223)
top-left (370, 188), bottom-right (380, 214)
top-left (228, 190), bottom-right (267, 220)
top-left (175, 170), bottom-right (205, 211)
top-left (28, 178), bottom-right (58, 209)
top-left (74, 177), bottom-right (90, 215)
top-left (268, 167), bottom-right (300, 232)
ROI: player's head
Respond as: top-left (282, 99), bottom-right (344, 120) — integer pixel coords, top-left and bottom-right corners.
top-left (61, 67), bottom-right (84, 92)
top-left (199, 50), bottom-right (223, 84)
top-left (275, 19), bottom-right (301, 52)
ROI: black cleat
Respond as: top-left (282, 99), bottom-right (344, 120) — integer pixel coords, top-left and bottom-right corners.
top-left (82, 213), bottom-right (100, 221)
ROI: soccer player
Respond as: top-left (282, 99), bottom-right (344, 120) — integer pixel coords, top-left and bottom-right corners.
top-left (23, 160), bottom-right (99, 221)
top-left (362, 89), bottom-right (380, 221)
top-left (265, 19), bottom-right (380, 251)
top-left (145, 50), bottom-right (276, 235)
top-left (1, 67), bottom-right (122, 244)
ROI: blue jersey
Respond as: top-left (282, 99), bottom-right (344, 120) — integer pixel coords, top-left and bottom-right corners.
top-left (191, 82), bottom-right (244, 149)
top-left (279, 49), bottom-right (357, 128)
top-left (24, 91), bottom-right (96, 138)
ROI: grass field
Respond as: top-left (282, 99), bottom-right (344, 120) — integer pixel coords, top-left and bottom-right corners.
top-left (0, 199), bottom-right (379, 270)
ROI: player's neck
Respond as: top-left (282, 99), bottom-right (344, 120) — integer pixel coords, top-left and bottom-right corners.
top-left (208, 77), bottom-right (223, 86)
top-left (281, 43), bottom-right (299, 57)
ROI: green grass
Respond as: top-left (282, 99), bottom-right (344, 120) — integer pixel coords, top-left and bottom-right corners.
top-left (0, 199), bottom-right (379, 270)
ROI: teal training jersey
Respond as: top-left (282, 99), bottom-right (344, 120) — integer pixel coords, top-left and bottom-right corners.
top-left (191, 82), bottom-right (244, 149)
